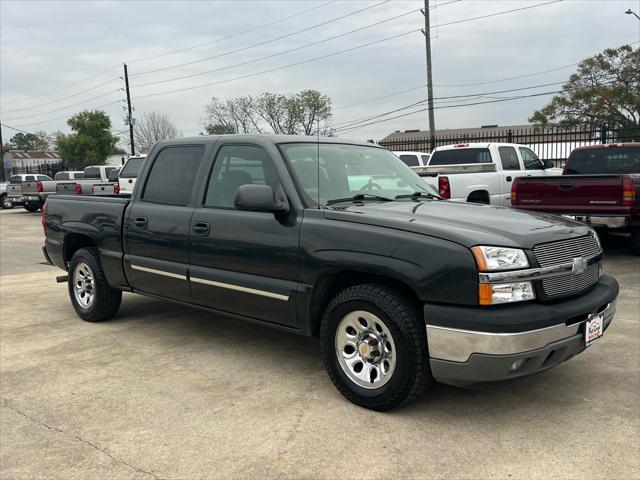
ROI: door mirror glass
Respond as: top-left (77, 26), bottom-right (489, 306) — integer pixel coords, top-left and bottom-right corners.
top-left (234, 184), bottom-right (289, 214)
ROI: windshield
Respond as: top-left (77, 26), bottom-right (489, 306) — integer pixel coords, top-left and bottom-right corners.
top-left (280, 143), bottom-right (437, 206)
top-left (565, 147), bottom-right (640, 174)
top-left (120, 157), bottom-right (144, 178)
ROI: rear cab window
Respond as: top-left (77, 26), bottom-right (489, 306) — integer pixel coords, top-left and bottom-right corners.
top-left (83, 167), bottom-right (101, 179)
top-left (141, 145), bottom-right (206, 206)
top-left (55, 172), bottom-right (69, 180)
top-left (429, 148), bottom-right (492, 165)
top-left (565, 147), bottom-right (640, 174)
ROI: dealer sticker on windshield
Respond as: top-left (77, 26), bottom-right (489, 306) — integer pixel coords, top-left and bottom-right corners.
top-left (585, 315), bottom-right (604, 346)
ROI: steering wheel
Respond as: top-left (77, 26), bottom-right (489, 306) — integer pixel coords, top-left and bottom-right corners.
top-left (359, 178), bottom-right (383, 191)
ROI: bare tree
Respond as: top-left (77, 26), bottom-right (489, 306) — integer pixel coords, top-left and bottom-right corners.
top-left (202, 90), bottom-right (333, 136)
top-left (33, 131), bottom-right (51, 150)
top-left (133, 112), bottom-right (182, 153)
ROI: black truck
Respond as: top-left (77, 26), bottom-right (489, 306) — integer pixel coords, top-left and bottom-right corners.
top-left (43, 135), bottom-right (619, 410)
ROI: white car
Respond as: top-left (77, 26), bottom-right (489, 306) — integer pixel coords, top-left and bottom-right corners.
top-left (118, 155), bottom-right (146, 195)
top-left (416, 143), bottom-right (559, 206)
top-left (393, 151), bottom-right (430, 168)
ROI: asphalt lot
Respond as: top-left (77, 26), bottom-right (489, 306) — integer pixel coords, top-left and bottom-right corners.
top-left (0, 207), bottom-right (638, 480)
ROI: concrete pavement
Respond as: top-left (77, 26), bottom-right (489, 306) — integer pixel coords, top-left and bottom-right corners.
top-left (1, 208), bottom-right (638, 479)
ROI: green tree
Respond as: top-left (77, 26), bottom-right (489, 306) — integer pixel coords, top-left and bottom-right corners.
top-left (9, 132), bottom-right (38, 150)
top-left (56, 110), bottom-right (119, 165)
top-left (530, 45), bottom-right (640, 128)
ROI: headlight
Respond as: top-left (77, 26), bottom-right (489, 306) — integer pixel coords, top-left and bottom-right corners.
top-left (471, 246), bottom-right (529, 271)
top-left (479, 282), bottom-right (535, 305)
top-left (590, 228), bottom-right (602, 251)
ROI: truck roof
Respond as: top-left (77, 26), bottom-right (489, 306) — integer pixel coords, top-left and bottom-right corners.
top-left (571, 142), bottom-right (640, 152)
top-left (433, 142), bottom-right (524, 151)
top-left (158, 134), bottom-right (378, 149)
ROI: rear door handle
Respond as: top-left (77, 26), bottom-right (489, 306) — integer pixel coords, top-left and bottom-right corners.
top-left (506, 176), bottom-right (513, 182)
top-left (133, 217), bottom-right (148, 228)
top-left (192, 222), bottom-right (210, 236)
top-left (560, 183), bottom-right (573, 190)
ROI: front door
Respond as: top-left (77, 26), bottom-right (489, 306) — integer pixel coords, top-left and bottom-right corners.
top-left (189, 143), bottom-right (300, 328)
top-left (125, 144), bottom-right (208, 302)
top-left (519, 146), bottom-right (548, 177)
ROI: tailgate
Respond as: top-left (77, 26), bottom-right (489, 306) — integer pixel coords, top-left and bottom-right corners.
top-left (56, 182), bottom-right (77, 195)
top-left (92, 183), bottom-right (116, 195)
top-left (515, 175), bottom-right (623, 208)
top-left (21, 181), bottom-right (39, 194)
top-left (7, 184), bottom-right (22, 196)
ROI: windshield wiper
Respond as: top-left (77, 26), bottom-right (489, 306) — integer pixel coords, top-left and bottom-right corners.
top-left (395, 191), bottom-right (440, 200)
top-left (326, 193), bottom-right (395, 205)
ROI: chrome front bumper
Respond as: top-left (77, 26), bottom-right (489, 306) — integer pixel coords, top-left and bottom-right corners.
top-left (561, 215), bottom-right (629, 229)
top-left (427, 301), bottom-right (615, 385)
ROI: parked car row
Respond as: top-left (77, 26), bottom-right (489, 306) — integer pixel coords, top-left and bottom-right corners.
top-left (394, 142), bottom-right (639, 252)
top-left (3, 155), bottom-right (146, 211)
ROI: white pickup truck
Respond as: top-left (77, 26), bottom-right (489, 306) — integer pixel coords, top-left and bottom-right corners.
top-left (416, 143), bottom-right (561, 206)
top-left (393, 151), bottom-right (430, 168)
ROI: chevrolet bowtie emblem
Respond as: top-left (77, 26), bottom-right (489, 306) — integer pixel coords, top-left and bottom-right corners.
top-left (572, 257), bottom-right (588, 274)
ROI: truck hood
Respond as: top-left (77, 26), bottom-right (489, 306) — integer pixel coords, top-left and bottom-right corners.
top-left (323, 200), bottom-right (591, 249)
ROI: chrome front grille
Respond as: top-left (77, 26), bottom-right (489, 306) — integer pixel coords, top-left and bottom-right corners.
top-left (533, 235), bottom-right (601, 297)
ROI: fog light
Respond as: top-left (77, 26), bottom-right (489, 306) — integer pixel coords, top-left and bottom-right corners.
top-left (510, 358), bottom-right (527, 371)
top-left (479, 281), bottom-right (535, 305)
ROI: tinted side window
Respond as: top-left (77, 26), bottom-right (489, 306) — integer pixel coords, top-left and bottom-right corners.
top-left (25, 175), bottom-right (35, 181)
top-left (55, 172), bottom-right (69, 180)
top-left (142, 146), bottom-right (205, 206)
top-left (84, 167), bottom-right (101, 179)
top-left (498, 146), bottom-right (520, 171)
top-left (398, 154), bottom-right (419, 167)
top-left (519, 147), bottom-right (544, 170)
top-left (204, 145), bottom-right (277, 208)
top-left (74, 172), bottom-right (84, 179)
top-left (120, 157), bottom-right (144, 177)
top-left (37, 175), bottom-right (51, 181)
top-left (10, 176), bottom-right (21, 183)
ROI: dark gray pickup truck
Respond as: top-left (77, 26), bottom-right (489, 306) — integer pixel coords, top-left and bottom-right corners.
top-left (43, 135), bottom-right (619, 410)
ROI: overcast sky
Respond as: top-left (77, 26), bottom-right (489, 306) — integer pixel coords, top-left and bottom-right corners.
top-left (1, 0), bottom-right (638, 147)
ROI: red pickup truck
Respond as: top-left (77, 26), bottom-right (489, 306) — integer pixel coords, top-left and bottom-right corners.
top-left (511, 143), bottom-right (640, 253)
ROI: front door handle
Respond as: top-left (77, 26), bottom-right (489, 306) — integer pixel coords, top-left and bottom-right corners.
top-left (506, 176), bottom-right (513, 182)
top-left (560, 183), bottom-right (573, 190)
top-left (192, 222), bottom-right (210, 236)
top-left (133, 217), bottom-right (148, 229)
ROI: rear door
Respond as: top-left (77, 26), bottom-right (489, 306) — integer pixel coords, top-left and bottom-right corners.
top-left (497, 145), bottom-right (526, 206)
top-left (188, 143), bottom-right (300, 327)
top-left (124, 144), bottom-right (209, 302)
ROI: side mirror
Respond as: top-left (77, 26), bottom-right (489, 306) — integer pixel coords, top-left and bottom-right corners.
top-left (234, 184), bottom-right (289, 214)
top-left (544, 160), bottom-right (555, 169)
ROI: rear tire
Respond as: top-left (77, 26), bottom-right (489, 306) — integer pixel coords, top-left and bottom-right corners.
top-left (68, 247), bottom-right (122, 322)
top-left (0, 194), bottom-right (13, 209)
top-left (23, 202), bottom-right (40, 212)
top-left (320, 284), bottom-right (431, 411)
top-left (631, 228), bottom-right (640, 255)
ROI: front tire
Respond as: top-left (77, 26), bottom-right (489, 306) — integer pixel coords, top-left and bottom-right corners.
top-left (631, 228), bottom-right (640, 255)
top-left (68, 248), bottom-right (122, 322)
top-left (320, 284), bottom-right (431, 410)
top-left (1, 194), bottom-right (13, 209)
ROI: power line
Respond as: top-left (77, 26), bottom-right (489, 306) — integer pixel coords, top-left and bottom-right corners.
top-left (131, 0), bottom-right (391, 77)
top-left (332, 79), bottom-right (581, 128)
top-left (133, 29), bottom-right (422, 100)
top-left (1, 77), bottom-right (121, 114)
top-left (7, 100), bottom-right (122, 129)
top-left (335, 91), bottom-right (562, 134)
top-left (0, 123), bottom-right (37, 136)
top-left (3, 90), bottom-right (121, 122)
top-left (0, 64), bottom-right (122, 108)
top-left (132, 8), bottom-right (420, 88)
top-left (126, 0), bottom-right (339, 64)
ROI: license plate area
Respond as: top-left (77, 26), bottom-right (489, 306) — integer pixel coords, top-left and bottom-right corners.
top-left (585, 314), bottom-right (604, 346)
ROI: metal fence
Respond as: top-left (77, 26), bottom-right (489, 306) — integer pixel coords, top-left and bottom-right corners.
top-left (3, 161), bottom-right (85, 180)
top-left (376, 124), bottom-right (640, 167)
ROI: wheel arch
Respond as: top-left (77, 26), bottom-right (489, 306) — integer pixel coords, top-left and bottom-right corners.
top-left (307, 269), bottom-right (422, 338)
top-left (466, 189), bottom-right (490, 204)
top-left (63, 233), bottom-right (97, 265)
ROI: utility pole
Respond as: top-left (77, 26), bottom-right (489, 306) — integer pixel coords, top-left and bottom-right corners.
top-left (0, 124), bottom-right (5, 182)
top-left (124, 63), bottom-right (135, 156)
top-left (421, 0), bottom-right (436, 151)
